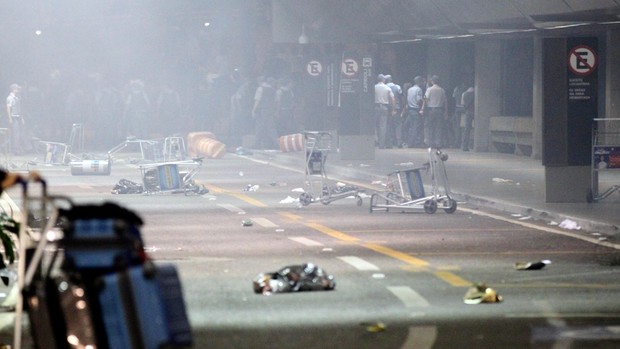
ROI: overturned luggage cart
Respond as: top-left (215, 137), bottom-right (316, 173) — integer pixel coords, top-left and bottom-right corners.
top-left (139, 158), bottom-right (207, 195)
top-left (299, 131), bottom-right (363, 206)
top-left (369, 148), bottom-right (457, 214)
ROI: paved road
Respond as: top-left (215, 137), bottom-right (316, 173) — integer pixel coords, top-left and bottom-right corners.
top-left (2, 153), bottom-right (620, 348)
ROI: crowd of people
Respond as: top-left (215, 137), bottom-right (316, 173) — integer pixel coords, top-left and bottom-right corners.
top-left (5, 66), bottom-right (476, 156)
top-left (3, 68), bottom-right (301, 155)
top-left (374, 73), bottom-right (474, 151)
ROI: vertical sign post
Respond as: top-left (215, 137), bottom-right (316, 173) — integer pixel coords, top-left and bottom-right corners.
top-left (566, 38), bottom-right (598, 166)
top-left (338, 47), bottom-right (375, 160)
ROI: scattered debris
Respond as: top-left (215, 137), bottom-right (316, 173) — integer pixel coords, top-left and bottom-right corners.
top-left (111, 179), bottom-right (144, 194)
top-left (559, 219), bottom-right (581, 230)
top-left (518, 216), bottom-right (532, 221)
top-left (243, 184), bottom-right (260, 192)
top-left (463, 283), bottom-right (503, 304)
top-left (292, 187), bottom-right (305, 193)
top-left (279, 196), bottom-right (298, 204)
top-left (235, 147), bottom-right (253, 156)
top-left (239, 171), bottom-right (244, 176)
top-left (492, 178), bottom-right (513, 183)
top-left (397, 162), bottom-right (415, 166)
top-left (252, 263), bottom-right (336, 295)
top-left (361, 322), bottom-right (387, 333)
top-left (371, 273), bottom-right (385, 279)
top-left (242, 220), bottom-right (253, 227)
top-left (514, 259), bottom-right (551, 270)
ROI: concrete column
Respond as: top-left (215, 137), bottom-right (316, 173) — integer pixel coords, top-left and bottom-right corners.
top-left (606, 30), bottom-right (620, 121)
top-left (473, 40), bottom-right (502, 152)
top-left (531, 36), bottom-right (543, 160)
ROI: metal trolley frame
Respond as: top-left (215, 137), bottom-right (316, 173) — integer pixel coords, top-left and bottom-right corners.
top-left (588, 118), bottom-right (620, 202)
top-left (369, 148), bottom-right (457, 214)
top-left (139, 158), bottom-right (206, 195)
top-left (299, 131), bottom-right (363, 206)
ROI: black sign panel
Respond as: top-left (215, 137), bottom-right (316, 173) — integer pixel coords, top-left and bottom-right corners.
top-left (338, 49), bottom-right (374, 136)
top-left (566, 37), bottom-right (598, 166)
top-left (303, 55), bottom-right (325, 131)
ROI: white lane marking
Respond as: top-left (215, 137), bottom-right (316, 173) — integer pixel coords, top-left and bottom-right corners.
top-left (337, 256), bottom-right (380, 271)
top-left (217, 203), bottom-right (245, 214)
top-left (387, 286), bottom-right (430, 307)
top-left (400, 326), bottom-right (437, 349)
top-left (289, 237), bottom-right (324, 246)
top-left (251, 217), bottom-right (278, 228)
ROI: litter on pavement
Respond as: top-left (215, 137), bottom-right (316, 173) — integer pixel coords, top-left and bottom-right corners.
top-left (463, 283), bottom-right (503, 304)
top-left (559, 219), bottom-right (581, 230)
top-left (252, 263), bottom-right (336, 295)
top-left (514, 259), bottom-right (551, 270)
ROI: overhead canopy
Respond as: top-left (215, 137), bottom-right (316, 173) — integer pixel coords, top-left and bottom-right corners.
top-left (272, 0), bottom-right (620, 43)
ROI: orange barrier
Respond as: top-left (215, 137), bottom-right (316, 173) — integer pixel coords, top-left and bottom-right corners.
top-left (186, 131), bottom-right (226, 159)
top-left (279, 133), bottom-right (304, 152)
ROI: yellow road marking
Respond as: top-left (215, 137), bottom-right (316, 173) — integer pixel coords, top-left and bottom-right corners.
top-left (278, 212), bottom-right (303, 221)
top-left (205, 184), bottom-right (268, 207)
top-left (304, 222), bottom-right (359, 242)
top-left (433, 271), bottom-right (471, 287)
top-left (363, 243), bottom-right (429, 267)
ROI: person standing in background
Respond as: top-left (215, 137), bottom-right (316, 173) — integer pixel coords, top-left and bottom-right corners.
top-left (252, 76), bottom-right (278, 149)
top-left (404, 76), bottom-right (425, 148)
top-left (422, 75), bottom-right (448, 148)
top-left (385, 75), bottom-right (402, 148)
top-left (6, 83), bottom-right (25, 154)
top-left (374, 74), bottom-right (394, 149)
top-left (275, 78), bottom-right (295, 136)
top-left (461, 86), bottom-right (475, 151)
top-left (123, 79), bottom-right (151, 139)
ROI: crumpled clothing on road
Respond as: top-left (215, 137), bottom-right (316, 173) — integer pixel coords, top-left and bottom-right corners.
top-left (112, 179), bottom-right (144, 194)
top-left (253, 263), bottom-right (336, 295)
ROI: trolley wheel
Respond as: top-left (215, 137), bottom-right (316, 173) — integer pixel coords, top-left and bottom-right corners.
top-left (586, 189), bottom-right (594, 203)
top-left (443, 199), bottom-right (457, 214)
top-left (355, 195), bottom-right (363, 207)
top-left (424, 199), bottom-right (437, 214)
top-left (299, 192), bottom-right (313, 206)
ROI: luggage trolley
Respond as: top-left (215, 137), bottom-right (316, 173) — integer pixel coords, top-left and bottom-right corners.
top-left (299, 131), bottom-right (363, 206)
top-left (139, 158), bottom-right (207, 195)
top-left (369, 147), bottom-right (457, 214)
top-left (13, 178), bottom-right (193, 349)
top-left (588, 118), bottom-right (620, 202)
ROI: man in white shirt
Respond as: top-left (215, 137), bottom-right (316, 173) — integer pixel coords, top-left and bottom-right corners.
top-left (374, 74), bottom-right (394, 149)
top-left (423, 75), bottom-right (448, 148)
